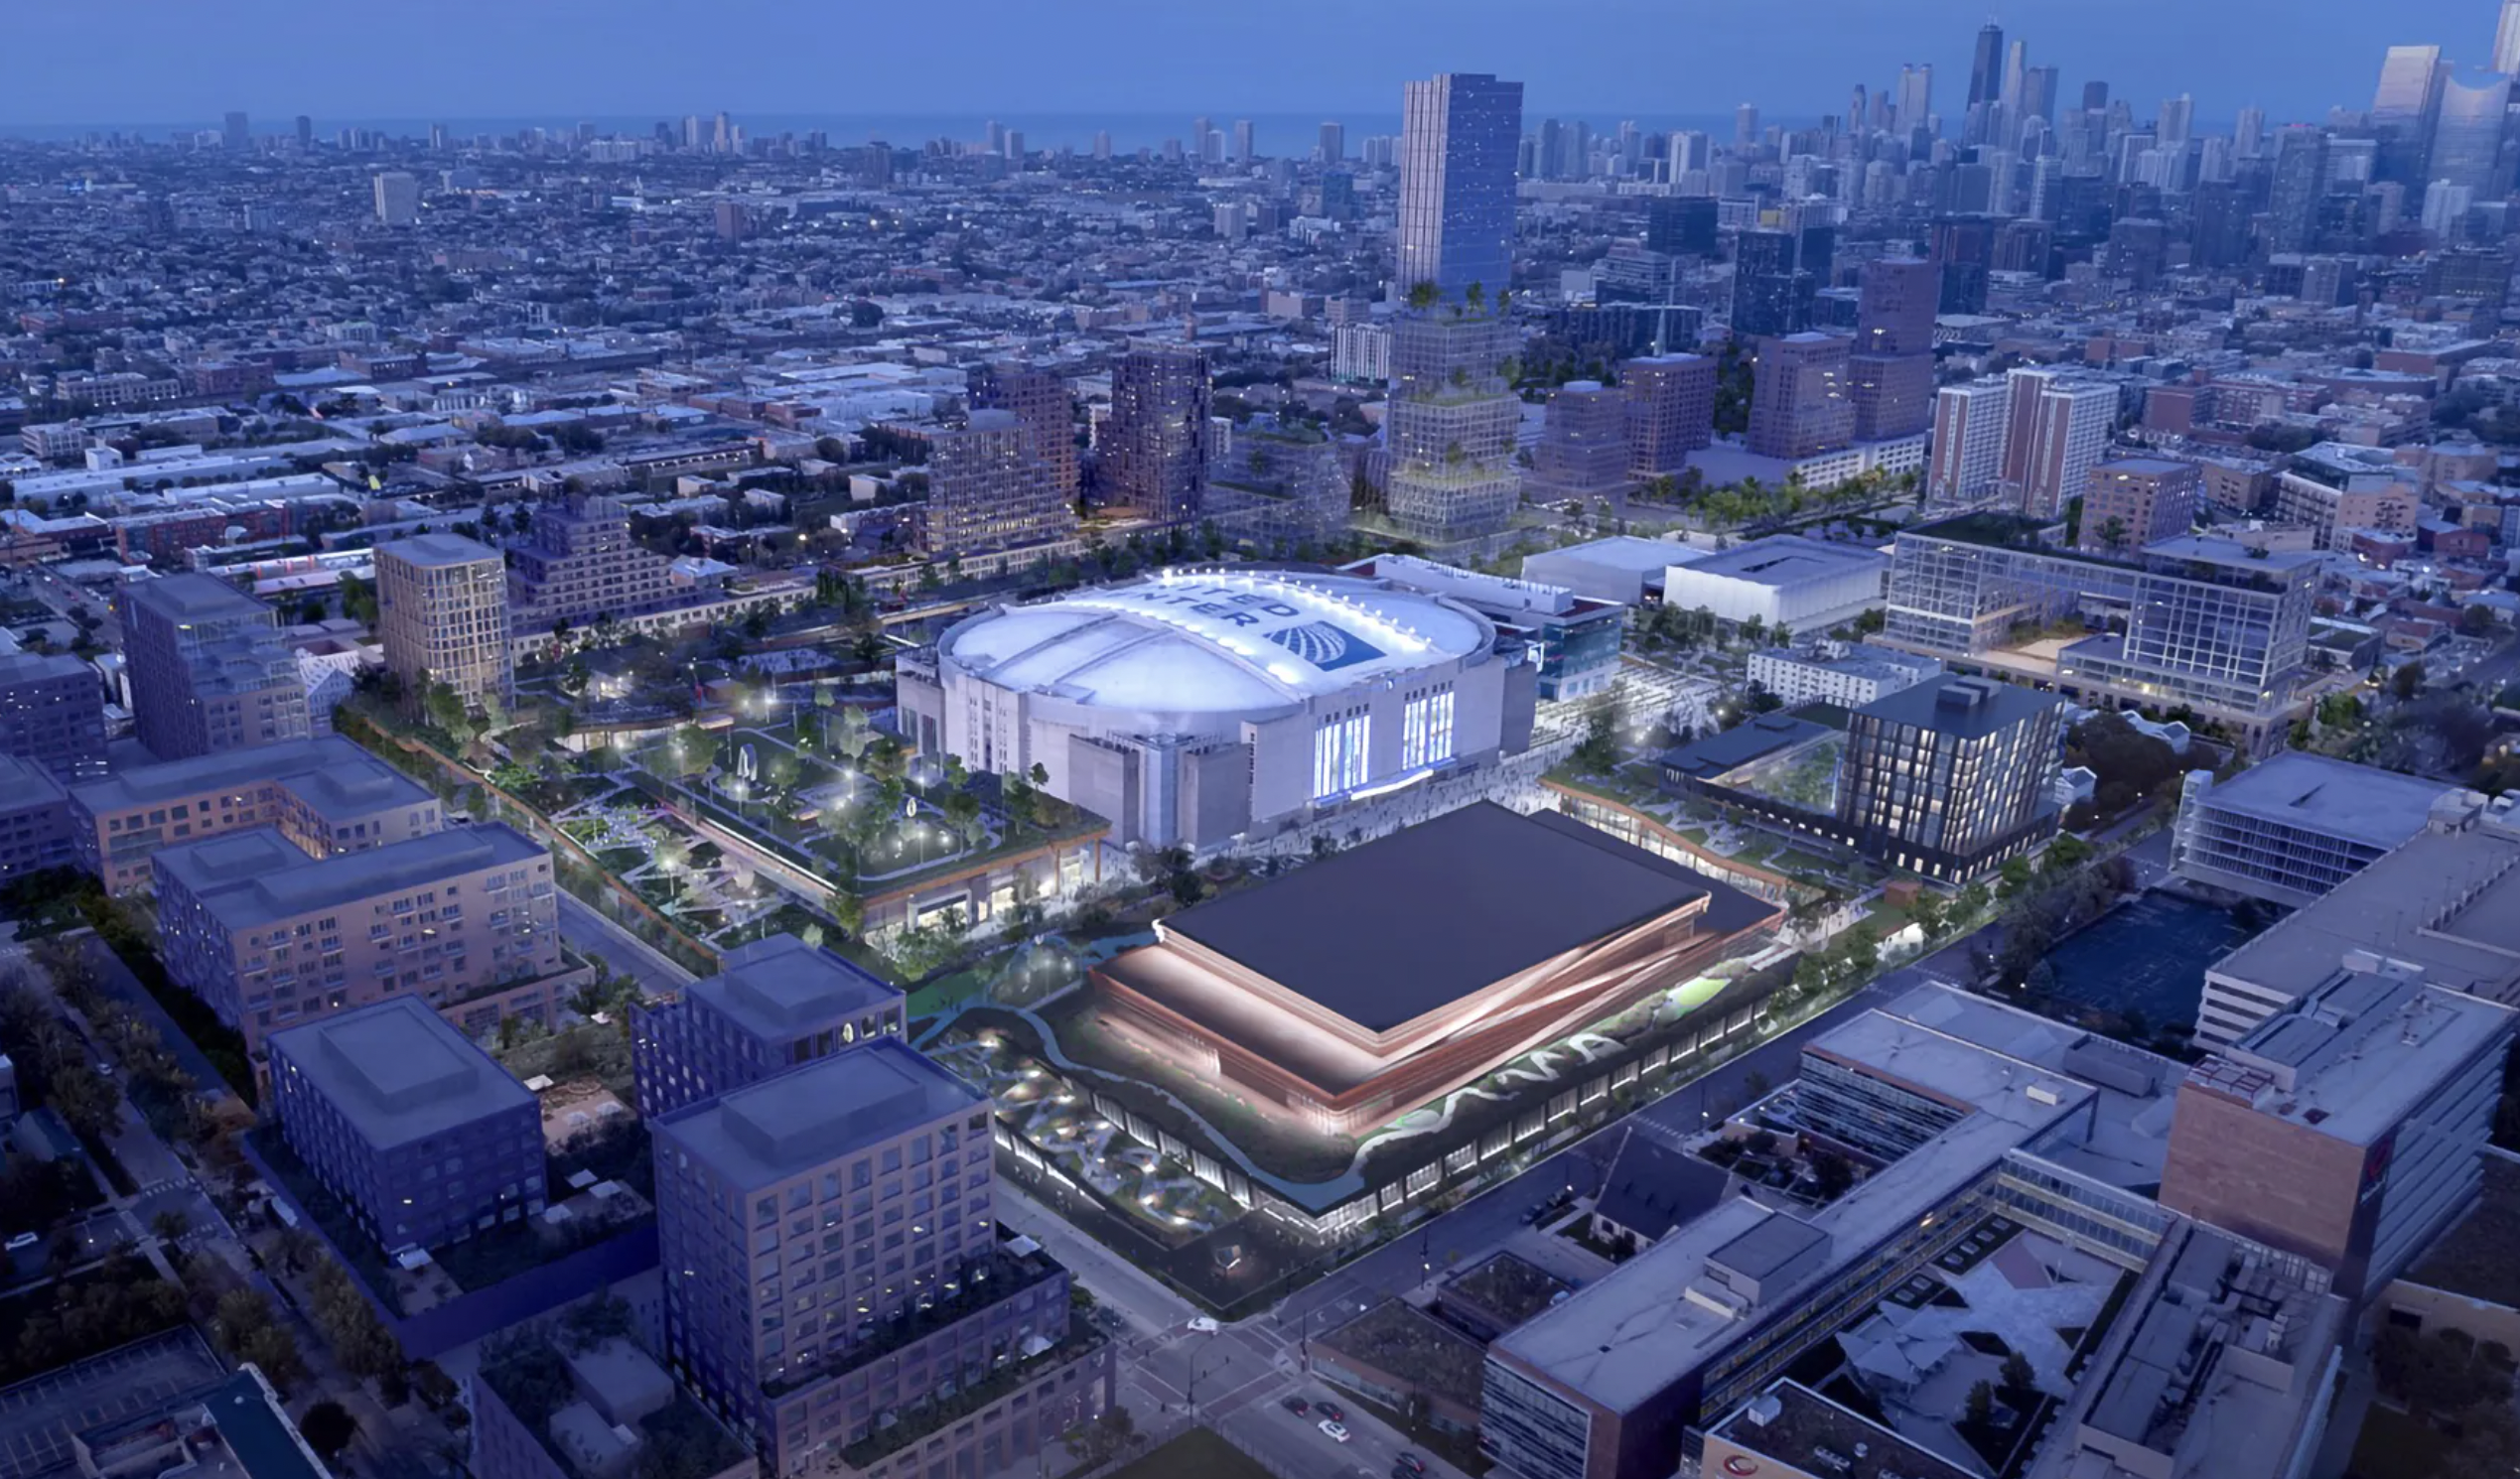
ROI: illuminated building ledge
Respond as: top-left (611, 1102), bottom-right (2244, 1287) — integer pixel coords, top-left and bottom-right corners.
top-left (1090, 803), bottom-right (1781, 1137)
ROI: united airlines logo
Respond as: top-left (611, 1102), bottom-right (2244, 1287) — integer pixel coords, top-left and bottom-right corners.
top-left (1266, 621), bottom-right (1385, 671)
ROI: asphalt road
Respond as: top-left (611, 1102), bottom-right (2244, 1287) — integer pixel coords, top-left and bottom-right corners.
top-left (557, 891), bottom-right (696, 999)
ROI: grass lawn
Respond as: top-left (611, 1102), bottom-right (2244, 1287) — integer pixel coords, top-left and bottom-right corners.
top-left (1769, 847), bottom-right (1839, 875)
top-left (1106, 1427), bottom-right (1275, 1479)
top-left (2346, 1407), bottom-right (2453, 1479)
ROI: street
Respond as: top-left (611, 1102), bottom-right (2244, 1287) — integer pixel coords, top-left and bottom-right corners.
top-left (557, 890), bottom-right (696, 998)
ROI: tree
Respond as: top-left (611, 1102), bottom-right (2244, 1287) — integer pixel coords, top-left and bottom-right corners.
top-left (1964, 1380), bottom-right (1996, 1426)
top-left (2042, 834), bottom-right (2095, 873)
top-left (1066, 1407), bottom-right (1140, 1467)
top-left (2000, 1349), bottom-right (2035, 1393)
top-left (337, 572), bottom-right (379, 627)
top-left (2394, 660), bottom-right (2428, 702)
top-left (1908, 890), bottom-right (1946, 940)
top-left (149, 1209), bottom-right (189, 1244)
top-left (2096, 514), bottom-right (2131, 554)
top-left (940, 789), bottom-right (985, 850)
top-left (299, 1401), bottom-right (358, 1459)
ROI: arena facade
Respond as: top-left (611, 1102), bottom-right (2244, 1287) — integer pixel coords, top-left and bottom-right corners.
top-left (898, 568), bottom-right (1535, 847)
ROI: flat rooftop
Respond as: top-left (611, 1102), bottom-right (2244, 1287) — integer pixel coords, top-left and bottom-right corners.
top-left (70, 735), bottom-right (430, 816)
top-left (269, 995), bottom-right (533, 1148)
top-left (1660, 713), bottom-right (1835, 780)
top-left (2092, 457), bottom-right (2196, 477)
top-left (1155, 802), bottom-right (1714, 1035)
top-left (1856, 673), bottom-right (2057, 740)
top-left (0, 752), bottom-right (67, 809)
top-left (1521, 534), bottom-right (1705, 575)
top-left (123, 572), bottom-right (270, 622)
top-left (378, 531), bottom-right (500, 568)
top-left (156, 823), bottom-right (541, 928)
top-left (1492, 1008), bottom-right (2093, 1414)
top-left (688, 932), bottom-right (902, 1043)
top-left (2207, 811), bottom-right (2520, 1006)
top-left (2185, 752), bottom-right (2450, 851)
top-left (1711, 1380), bottom-right (1974, 1479)
top-left (0, 649), bottom-right (92, 687)
top-left (654, 1037), bottom-right (984, 1190)
top-left (1665, 534), bottom-right (1887, 589)
top-left (2186, 968), bottom-right (2514, 1146)
top-left (1315, 1299), bottom-right (1487, 1412)
top-left (1444, 1253), bottom-right (1571, 1329)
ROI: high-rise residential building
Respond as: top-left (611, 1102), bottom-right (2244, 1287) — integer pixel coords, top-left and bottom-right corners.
top-left (1925, 380), bottom-right (2012, 506)
top-left (69, 735), bottom-right (442, 894)
top-left (1731, 227), bottom-right (1812, 337)
top-left (1884, 515), bottom-right (2318, 745)
top-left (502, 496), bottom-right (675, 631)
top-left (2234, 105), bottom-right (2266, 158)
top-left (1643, 196), bottom-right (1717, 256)
top-left (1393, 72), bottom-right (1523, 304)
top-left (2370, 44), bottom-right (2449, 186)
top-left (1384, 314), bottom-right (1522, 542)
top-left (632, 932), bottom-right (905, 1119)
top-left (267, 994), bottom-right (543, 1254)
top-left (376, 533), bottom-right (513, 711)
top-left (2156, 93), bottom-right (2195, 151)
top-left (1206, 420), bottom-right (1351, 548)
top-left (2500, 0), bottom-right (2520, 72)
top-left (1103, 341), bottom-right (1211, 523)
top-left (294, 114), bottom-right (313, 150)
top-left (1622, 353), bottom-right (1717, 477)
top-left (1966, 22), bottom-right (2005, 107)
top-left (922, 409), bottom-right (1076, 557)
top-left (1837, 675), bottom-right (2062, 880)
top-left (2079, 458), bottom-right (2200, 554)
top-left (222, 111), bottom-right (249, 151)
top-left (1318, 120), bottom-right (1343, 162)
top-left (1230, 118), bottom-right (1254, 161)
top-left (154, 821), bottom-right (563, 1054)
top-left (1733, 103), bottom-right (1758, 147)
top-left (2162, 965), bottom-right (2514, 1300)
top-left (2001, 366), bottom-right (2119, 519)
top-left (1527, 381), bottom-right (1632, 502)
top-left (121, 575), bottom-right (312, 763)
top-left (1331, 321), bottom-right (1392, 381)
top-left (1090, 129), bottom-right (1110, 159)
top-left (2429, 72), bottom-right (2513, 198)
top-left (650, 1038), bottom-right (1112, 1475)
top-left (372, 171), bottom-right (419, 225)
top-left (1848, 256), bottom-right (1937, 442)
top-left (2268, 126), bottom-right (2329, 253)
top-left (1893, 64), bottom-right (1934, 133)
top-left (0, 651), bottom-right (105, 780)
top-left (970, 359), bottom-right (1078, 512)
top-left (1746, 333), bottom-right (1854, 460)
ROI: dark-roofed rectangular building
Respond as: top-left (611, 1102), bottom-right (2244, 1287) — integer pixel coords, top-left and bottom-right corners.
top-left (1094, 802), bottom-right (1781, 1134)
top-left (268, 994), bottom-right (542, 1253)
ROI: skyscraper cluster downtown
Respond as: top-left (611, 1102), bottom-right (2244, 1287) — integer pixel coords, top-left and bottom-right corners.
top-left (17, 11), bottom-right (2520, 1479)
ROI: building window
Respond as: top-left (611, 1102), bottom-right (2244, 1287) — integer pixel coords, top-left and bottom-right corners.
top-left (1312, 710), bottom-right (1370, 799)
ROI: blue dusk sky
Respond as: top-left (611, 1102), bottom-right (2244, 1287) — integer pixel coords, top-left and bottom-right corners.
top-left (0, 0), bottom-right (2499, 136)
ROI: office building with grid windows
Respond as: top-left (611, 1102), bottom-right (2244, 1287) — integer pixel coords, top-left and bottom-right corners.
top-left (1882, 514), bottom-right (2318, 748)
top-left (2170, 752), bottom-right (2452, 908)
top-left (377, 533), bottom-right (514, 710)
top-left (921, 409), bottom-right (1077, 559)
top-left (266, 993), bottom-right (542, 1254)
top-left (1102, 343), bottom-right (1211, 523)
top-left (0, 650), bottom-right (106, 780)
top-left (649, 1039), bottom-right (1112, 1478)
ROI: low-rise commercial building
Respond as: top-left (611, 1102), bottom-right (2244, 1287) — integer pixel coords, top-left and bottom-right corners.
top-left (1348, 554), bottom-right (1625, 702)
top-left (155, 822), bottom-right (563, 1055)
top-left (2170, 752), bottom-right (2455, 907)
top-left (1521, 535), bottom-right (1706, 606)
top-left (267, 994), bottom-right (543, 1254)
top-left (69, 735), bottom-right (442, 893)
top-left (1658, 535), bottom-right (1888, 632)
top-left (1746, 643), bottom-right (1942, 709)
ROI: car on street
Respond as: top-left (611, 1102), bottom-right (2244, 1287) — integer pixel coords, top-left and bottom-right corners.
top-left (1318, 1402), bottom-right (1346, 1422)
top-left (1318, 1419), bottom-right (1350, 1443)
top-left (1282, 1397), bottom-right (1311, 1417)
top-left (1187, 1316), bottom-right (1219, 1333)
top-left (1397, 1456), bottom-right (1427, 1474)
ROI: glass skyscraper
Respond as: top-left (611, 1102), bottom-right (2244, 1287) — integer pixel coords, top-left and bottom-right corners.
top-left (1394, 72), bottom-right (1523, 304)
top-left (2429, 72), bottom-right (2513, 198)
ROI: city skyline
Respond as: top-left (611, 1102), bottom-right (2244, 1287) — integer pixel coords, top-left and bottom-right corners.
top-left (0, 0), bottom-right (2495, 132)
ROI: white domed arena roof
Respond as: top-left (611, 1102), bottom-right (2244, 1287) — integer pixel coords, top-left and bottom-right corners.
top-left (938, 569), bottom-right (1495, 717)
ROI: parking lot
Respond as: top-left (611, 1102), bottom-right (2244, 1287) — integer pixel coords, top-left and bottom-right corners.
top-left (0, 1328), bottom-right (224, 1479)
